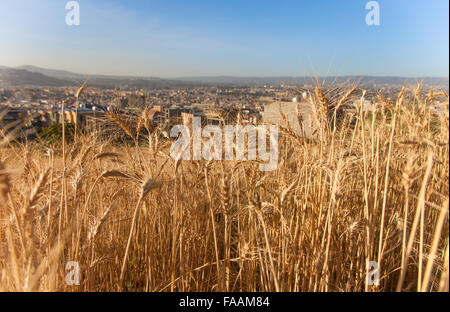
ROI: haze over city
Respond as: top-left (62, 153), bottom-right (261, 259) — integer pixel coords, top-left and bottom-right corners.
top-left (0, 0), bottom-right (448, 77)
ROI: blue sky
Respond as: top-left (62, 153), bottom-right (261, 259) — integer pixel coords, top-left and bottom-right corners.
top-left (0, 0), bottom-right (448, 77)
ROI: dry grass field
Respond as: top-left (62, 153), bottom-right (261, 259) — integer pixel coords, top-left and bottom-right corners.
top-left (0, 84), bottom-right (448, 292)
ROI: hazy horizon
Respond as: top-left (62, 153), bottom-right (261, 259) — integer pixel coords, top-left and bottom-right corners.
top-left (0, 0), bottom-right (448, 78)
top-left (2, 63), bottom-right (450, 79)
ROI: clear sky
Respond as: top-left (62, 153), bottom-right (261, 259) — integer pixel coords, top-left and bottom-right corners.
top-left (0, 0), bottom-right (448, 77)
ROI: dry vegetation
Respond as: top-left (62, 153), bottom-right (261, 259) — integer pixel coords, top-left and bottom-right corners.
top-left (0, 84), bottom-right (448, 292)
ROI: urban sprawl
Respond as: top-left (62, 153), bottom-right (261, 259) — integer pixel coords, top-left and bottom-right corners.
top-left (1, 83), bottom-right (448, 141)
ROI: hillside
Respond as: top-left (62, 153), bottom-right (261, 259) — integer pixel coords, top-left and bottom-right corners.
top-left (1, 65), bottom-right (448, 88)
top-left (0, 68), bottom-right (73, 87)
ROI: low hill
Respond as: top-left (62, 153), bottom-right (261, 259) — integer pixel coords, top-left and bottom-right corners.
top-left (1, 65), bottom-right (448, 88)
top-left (0, 68), bottom-right (73, 87)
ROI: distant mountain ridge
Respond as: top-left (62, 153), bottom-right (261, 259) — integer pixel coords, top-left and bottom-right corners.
top-left (0, 68), bottom-right (73, 87)
top-left (1, 65), bottom-right (448, 88)
top-left (0, 66), bottom-right (205, 88)
top-left (175, 75), bottom-right (449, 87)
top-left (17, 65), bottom-right (86, 80)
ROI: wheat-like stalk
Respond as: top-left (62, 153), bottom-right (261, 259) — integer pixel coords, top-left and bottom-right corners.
top-left (0, 160), bottom-right (10, 205)
top-left (0, 83), bottom-right (448, 293)
top-left (107, 109), bottom-right (135, 139)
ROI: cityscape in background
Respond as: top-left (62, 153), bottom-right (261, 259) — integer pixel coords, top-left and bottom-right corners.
top-left (1, 65), bottom-right (448, 140)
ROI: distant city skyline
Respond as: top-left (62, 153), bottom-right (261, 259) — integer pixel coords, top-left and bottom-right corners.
top-left (0, 0), bottom-right (448, 78)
